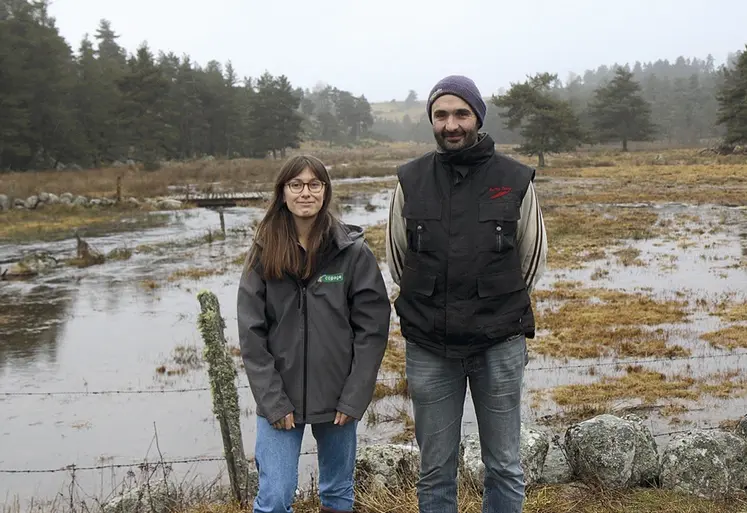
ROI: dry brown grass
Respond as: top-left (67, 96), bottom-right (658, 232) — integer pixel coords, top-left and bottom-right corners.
top-left (0, 204), bottom-right (171, 242)
top-left (363, 221), bottom-right (387, 262)
top-left (713, 301), bottom-right (747, 323)
top-left (543, 365), bottom-right (747, 411)
top-left (533, 282), bottom-right (690, 359)
top-left (0, 142), bottom-right (420, 200)
top-left (542, 206), bottom-right (659, 270)
top-left (701, 325), bottom-right (747, 350)
top-left (184, 482), bottom-right (747, 513)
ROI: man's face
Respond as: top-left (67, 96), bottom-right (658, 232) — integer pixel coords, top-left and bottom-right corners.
top-left (431, 94), bottom-right (479, 151)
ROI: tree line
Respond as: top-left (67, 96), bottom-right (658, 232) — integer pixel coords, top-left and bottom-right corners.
top-left (372, 51), bottom-right (747, 163)
top-left (1, 0), bottom-right (746, 171)
top-left (0, 0), bottom-right (375, 171)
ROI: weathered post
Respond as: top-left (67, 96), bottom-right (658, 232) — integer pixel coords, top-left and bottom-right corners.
top-left (197, 290), bottom-right (250, 506)
top-left (218, 208), bottom-right (226, 238)
top-left (116, 176), bottom-right (122, 203)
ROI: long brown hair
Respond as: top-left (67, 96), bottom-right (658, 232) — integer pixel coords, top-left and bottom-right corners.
top-left (246, 155), bottom-right (337, 281)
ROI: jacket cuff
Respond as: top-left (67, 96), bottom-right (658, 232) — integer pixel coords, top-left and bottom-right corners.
top-left (336, 401), bottom-right (363, 420)
top-left (266, 406), bottom-right (294, 425)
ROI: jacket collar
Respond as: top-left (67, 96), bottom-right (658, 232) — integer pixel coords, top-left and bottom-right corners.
top-left (436, 132), bottom-right (495, 178)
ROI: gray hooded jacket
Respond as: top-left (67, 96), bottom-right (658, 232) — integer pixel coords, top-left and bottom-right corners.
top-left (237, 221), bottom-right (391, 425)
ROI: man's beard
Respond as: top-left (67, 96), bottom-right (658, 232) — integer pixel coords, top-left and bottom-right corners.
top-left (434, 127), bottom-right (478, 152)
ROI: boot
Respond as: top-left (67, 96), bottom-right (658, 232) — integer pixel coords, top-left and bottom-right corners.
top-left (320, 506), bottom-right (352, 513)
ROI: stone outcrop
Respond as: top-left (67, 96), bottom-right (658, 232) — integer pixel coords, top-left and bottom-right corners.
top-left (565, 413), bottom-right (659, 489)
top-left (660, 429), bottom-right (747, 499)
top-left (0, 191), bottom-right (184, 211)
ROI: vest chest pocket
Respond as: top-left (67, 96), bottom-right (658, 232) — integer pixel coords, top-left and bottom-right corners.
top-left (403, 201), bottom-right (442, 253)
top-left (478, 200), bottom-right (521, 253)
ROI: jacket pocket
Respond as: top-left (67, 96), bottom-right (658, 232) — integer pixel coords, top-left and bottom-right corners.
top-left (403, 201), bottom-right (442, 253)
top-left (476, 270), bottom-right (526, 298)
top-left (400, 268), bottom-right (437, 297)
top-left (478, 200), bottom-right (520, 253)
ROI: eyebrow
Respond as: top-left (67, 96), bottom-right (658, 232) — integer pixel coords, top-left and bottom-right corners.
top-left (434, 109), bottom-right (473, 116)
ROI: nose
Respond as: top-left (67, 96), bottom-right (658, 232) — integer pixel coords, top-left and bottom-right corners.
top-left (445, 115), bottom-right (460, 132)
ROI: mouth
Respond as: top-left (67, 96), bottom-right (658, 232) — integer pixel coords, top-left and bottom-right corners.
top-left (444, 132), bottom-right (464, 142)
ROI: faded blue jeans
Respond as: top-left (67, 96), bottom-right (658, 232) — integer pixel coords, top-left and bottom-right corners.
top-left (253, 416), bottom-right (357, 513)
top-left (406, 334), bottom-right (527, 513)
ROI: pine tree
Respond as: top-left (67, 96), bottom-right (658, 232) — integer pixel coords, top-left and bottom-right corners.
top-left (492, 73), bottom-right (586, 167)
top-left (716, 46), bottom-right (747, 147)
top-left (588, 67), bottom-right (656, 151)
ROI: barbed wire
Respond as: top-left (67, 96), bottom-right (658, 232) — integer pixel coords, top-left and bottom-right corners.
top-left (0, 450), bottom-right (319, 475)
top-left (3, 350), bottom-right (746, 398)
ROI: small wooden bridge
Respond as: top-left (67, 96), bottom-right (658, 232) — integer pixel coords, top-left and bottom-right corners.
top-left (166, 191), bottom-right (270, 208)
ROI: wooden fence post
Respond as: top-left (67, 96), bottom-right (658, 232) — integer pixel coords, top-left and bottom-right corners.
top-left (116, 176), bottom-right (122, 203)
top-left (218, 208), bottom-right (226, 238)
top-left (197, 290), bottom-right (250, 507)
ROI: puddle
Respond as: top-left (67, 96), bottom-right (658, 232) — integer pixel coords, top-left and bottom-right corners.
top-left (2, 195), bottom-right (746, 506)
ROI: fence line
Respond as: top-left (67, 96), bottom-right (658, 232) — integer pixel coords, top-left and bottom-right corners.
top-left (0, 425), bottom-right (731, 475)
top-left (3, 350), bottom-right (747, 398)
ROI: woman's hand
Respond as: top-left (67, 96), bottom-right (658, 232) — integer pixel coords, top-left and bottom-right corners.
top-left (272, 413), bottom-right (296, 430)
top-left (334, 412), bottom-right (353, 426)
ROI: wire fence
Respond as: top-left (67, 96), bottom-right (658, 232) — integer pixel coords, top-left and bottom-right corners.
top-left (2, 348), bottom-right (744, 476)
top-left (3, 350), bottom-right (746, 398)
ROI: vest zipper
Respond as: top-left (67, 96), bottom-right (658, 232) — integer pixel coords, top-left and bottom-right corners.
top-left (496, 225), bottom-right (503, 252)
top-left (300, 283), bottom-right (309, 424)
top-left (416, 224), bottom-right (423, 252)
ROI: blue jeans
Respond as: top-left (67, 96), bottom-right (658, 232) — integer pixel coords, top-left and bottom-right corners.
top-left (253, 416), bottom-right (358, 513)
top-left (406, 334), bottom-right (527, 513)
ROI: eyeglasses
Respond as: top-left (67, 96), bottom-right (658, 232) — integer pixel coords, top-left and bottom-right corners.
top-left (286, 179), bottom-right (325, 194)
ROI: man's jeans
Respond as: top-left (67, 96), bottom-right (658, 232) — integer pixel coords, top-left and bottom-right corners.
top-left (253, 416), bottom-right (357, 513)
top-left (406, 334), bottom-right (527, 513)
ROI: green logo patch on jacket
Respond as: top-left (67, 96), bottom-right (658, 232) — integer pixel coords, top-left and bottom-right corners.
top-left (318, 273), bottom-right (344, 283)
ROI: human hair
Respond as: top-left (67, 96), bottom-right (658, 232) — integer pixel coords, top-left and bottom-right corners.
top-left (245, 155), bottom-right (336, 281)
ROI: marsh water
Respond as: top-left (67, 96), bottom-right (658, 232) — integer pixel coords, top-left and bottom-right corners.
top-left (2, 178), bottom-right (746, 507)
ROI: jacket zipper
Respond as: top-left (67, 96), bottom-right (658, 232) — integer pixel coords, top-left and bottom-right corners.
top-left (301, 283), bottom-right (309, 424)
top-left (496, 225), bottom-right (503, 252)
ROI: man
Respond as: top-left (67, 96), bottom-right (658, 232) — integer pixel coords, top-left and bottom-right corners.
top-left (385, 75), bottom-right (547, 513)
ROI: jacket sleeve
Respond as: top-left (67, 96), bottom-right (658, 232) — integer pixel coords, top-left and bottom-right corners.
top-left (237, 265), bottom-right (294, 425)
top-left (516, 181), bottom-right (548, 293)
top-left (385, 180), bottom-right (407, 286)
top-left (336, 240), bottom-right (392, 420)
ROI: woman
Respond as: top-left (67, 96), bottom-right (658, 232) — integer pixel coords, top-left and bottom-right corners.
top-left (237, 154), bottom-right (391, 513)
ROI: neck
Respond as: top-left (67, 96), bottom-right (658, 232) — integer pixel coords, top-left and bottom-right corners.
top-left (294, 216), bottom-right (316, 249)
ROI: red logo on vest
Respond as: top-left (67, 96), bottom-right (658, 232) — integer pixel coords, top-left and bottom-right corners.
top-left (489, 186), bottom-right (512, 199)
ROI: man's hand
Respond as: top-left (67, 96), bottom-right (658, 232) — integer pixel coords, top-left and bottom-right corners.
top-left (334, 412), bottom-right (354, 426)
top-left (272, 413), bottom-right (295, 430)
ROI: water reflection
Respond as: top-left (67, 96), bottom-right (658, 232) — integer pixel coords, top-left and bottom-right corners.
top-left (0, 284), bottom-right (75, 372)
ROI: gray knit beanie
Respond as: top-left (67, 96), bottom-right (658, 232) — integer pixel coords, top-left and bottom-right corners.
top-left (426, 75), bottom-right (487, 128)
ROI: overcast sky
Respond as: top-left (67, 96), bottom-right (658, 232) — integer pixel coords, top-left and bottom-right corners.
top-left (48, 0), bottom-right (747, 102)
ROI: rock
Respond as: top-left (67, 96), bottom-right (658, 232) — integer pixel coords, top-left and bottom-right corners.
top-left (112, 160), bottom-right (126, 168)
top-left (355, 444), bottom-right (420, 490)
top-left (102, 480), bottom-right (175, 513)
top-left (25, 195), bottom-right (39, 209)
top-left (73, 196), bottom-right (88, 207)
top-left (461, 424), bottom-right (550, 489)
top-left (157, 199), bottom-right (183, 210)
top-left (565, 413), bottom-right (658, 489)
top-left (60, 192), bottom-right (74, 201)
top-left (60, 196), bottom-right (72, 205)
top-left (2, 252), bottom-right (59, 280)
top-left (0, 194), bottom-right (10, 211)
top-left (69, 164), bottom-right (82, 171)
top-left (38, 192), bottom-right (50, 203)
top-left (660, 429), bottom-right (747, 499)
top-left (735, 415), bottom-right (747, 439)
top-left (89, 198), bottom-right (103, 207)
top-left (127, 197), bottom-right (140, 206)
top-left (13, 198), bottom-right (26, 208)
top-left (101, 198), bottom-right (115, 206)
top-left (47, 193), bottom-right (60, 205)
top-left (538, 437), bottom-right (573, 484)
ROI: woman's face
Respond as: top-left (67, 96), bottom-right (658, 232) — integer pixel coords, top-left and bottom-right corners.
top-left (283, 167), bottom-right (325, 220)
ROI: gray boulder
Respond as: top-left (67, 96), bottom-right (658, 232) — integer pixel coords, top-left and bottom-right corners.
top-left (538, 437), bottom-right (573, 484)
top-left (72, 195), bottom-right (88, 207)
top-left (25, 195), bottom-right (39, 209)
top-left (2, 252), bottom-right (59, 279)
top-left (461, 423), bottom-right (550, 488)
top-left (660, 429), bottom-right (747, 499)
top-left (355, 444), bottom-right (420, 491)
top-left (565, 414), bottom-right (658, 489)
top-left (60, 192), bottom-right (74, 201)
top-left (0, 194), bottom-right (10, 211)
top-left (38, 192), bottom-right (50, 203)
top-left (47, 193), bottom-right (60, 205)
top-left (735, 415), bottom-right (747, 439)
top-left (157, 199), bottom-right (183, 210)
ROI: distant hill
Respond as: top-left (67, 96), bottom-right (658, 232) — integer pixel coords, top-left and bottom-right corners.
top-left (371, 101), bottom-right (427, 121)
